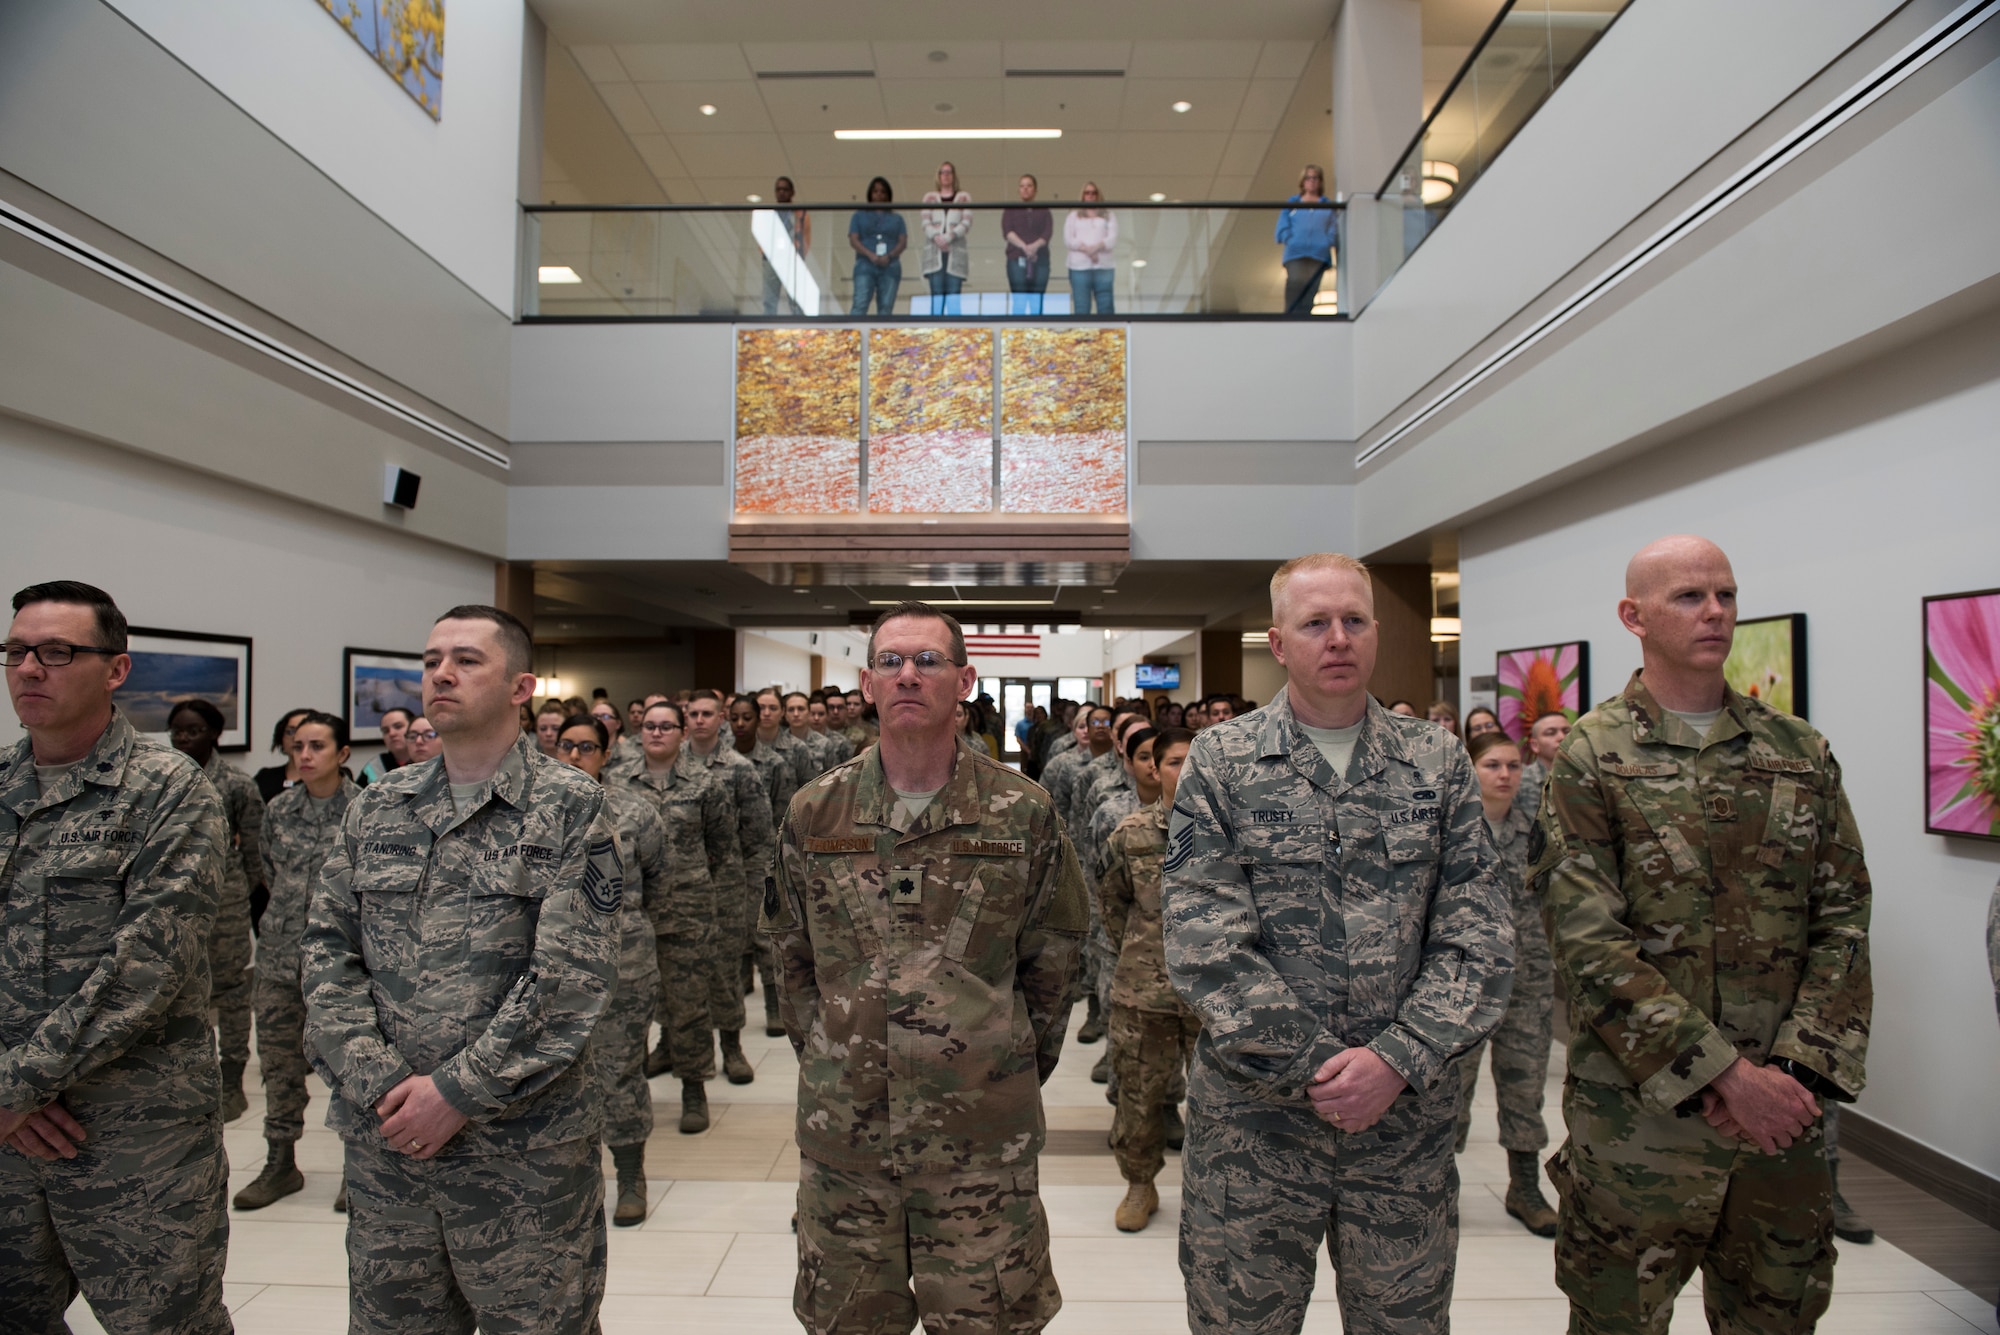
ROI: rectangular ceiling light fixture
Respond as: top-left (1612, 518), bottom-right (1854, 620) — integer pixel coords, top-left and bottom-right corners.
top-left (538, 265), bottom-right (582, 284)
top-left (757, 69), bottom-right (876, 79)
top-left (1004, 68), bottom-right (1125, 78)
top-left (834, 128), bottom-right (1062, 141)
top-left (867, 598), bottom-right (1057, 606)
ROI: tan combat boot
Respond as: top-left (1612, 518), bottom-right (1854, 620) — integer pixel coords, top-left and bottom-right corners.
top-left (1505, 1150), bottom-right (1558, 1238)
top-left (1115, 1182), bottom-right (1159, 1233)
top-left (610, 1144), bottom-right (648, 1227)
top-left (720, 1031), bottom-right (755, 1084)
top-left (231, 1141), bottom-right (304, 1211)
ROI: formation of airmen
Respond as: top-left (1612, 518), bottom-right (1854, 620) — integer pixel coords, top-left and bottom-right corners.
top-left (0, 542), bottom-right (1991, 1334)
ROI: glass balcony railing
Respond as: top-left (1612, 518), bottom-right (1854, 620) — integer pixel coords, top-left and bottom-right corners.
top-left (1374, 0), bottom-right (1631, 277)
top-left (521, 201), bottom-right (1343, 320)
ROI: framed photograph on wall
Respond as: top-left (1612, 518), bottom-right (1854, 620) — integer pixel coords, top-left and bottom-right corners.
top-left (1725, 613), bottom-right (1809, 718)
top-left (1495, 640), bottom-right (1590, 741)
top-left (344, 648), bottom-right (425, 744)
top-left (1923, 587), bottom-right (2000, 842)
top-left (117, 628), bottom-right (253, 752)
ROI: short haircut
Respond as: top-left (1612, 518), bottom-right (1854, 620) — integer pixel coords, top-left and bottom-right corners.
top-left (1269, 553), bottom-right (1371, 624)
top-left (11, 580), bottom-right (128, 652)
top-left (776, 175), bottom-right (795, 190)
top-left (560, 712), bottom-right (609, 749)
top-left (1531, 709), bottom-right (1571, 729)
top-left (294, 709), bottom-right (352, 752)
top-left (867, 601), bottom-right (966, 665)
top-left (433, 604), bottom-right (533, 676)
top-left (1154, 726), bottom-right (1196, 754)
top-left (271, 707), bottom-right (312, 753)
top-left (688, 689), bottom-right (722, 706)
top-left (379, 706), bottom-right (416, 728)
top-left (1020, 172), bottom-right (1037, 188)
top-left (627, 698), bottom-right (645, 711)
top-left (1468, 731), bottom-right (1522, 765)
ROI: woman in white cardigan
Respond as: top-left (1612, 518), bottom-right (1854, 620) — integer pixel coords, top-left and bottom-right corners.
top-left (920, 161), bottom-right (972, 314)
top-left (1064, 181), bottom-right (1118, 314)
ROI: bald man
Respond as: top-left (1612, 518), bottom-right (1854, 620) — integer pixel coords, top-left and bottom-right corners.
top-left (1529, 536), bottom-right (1873, 1335)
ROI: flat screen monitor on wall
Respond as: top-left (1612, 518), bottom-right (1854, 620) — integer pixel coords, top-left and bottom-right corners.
top-left (1135, 663), bottom-right (1180, 690)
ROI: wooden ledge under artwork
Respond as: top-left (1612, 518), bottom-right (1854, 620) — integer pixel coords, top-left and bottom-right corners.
top-left (727, 513), bottom-right (1129, 587)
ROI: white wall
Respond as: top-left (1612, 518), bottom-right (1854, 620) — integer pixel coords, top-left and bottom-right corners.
top-left (104, 0), bottom-right (526, 315)
top-left (741, 632), bottom-right (815, 695)
top-left (0, 414), bottom-right (494, 771)
top-left (1458, 319), bottom-right (2000, 1178)
top-left (1241, 642), bottom-right (1288, 708)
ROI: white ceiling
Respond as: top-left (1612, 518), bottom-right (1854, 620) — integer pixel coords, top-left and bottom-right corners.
top-left (532, 0), bottom-right (1512, 208)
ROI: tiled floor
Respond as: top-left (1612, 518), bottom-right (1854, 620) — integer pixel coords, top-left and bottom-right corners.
top-left (64, 993), bottom-right (2000, 1334)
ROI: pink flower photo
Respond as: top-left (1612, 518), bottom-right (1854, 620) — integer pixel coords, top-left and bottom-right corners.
top-left (1496, 641), bottom-right (1589, 740)
top-left (1925, 588), bottom-right (2000, 841)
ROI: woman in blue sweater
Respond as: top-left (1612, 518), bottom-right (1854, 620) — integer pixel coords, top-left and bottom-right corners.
top-left (1275, 164), bottom-right (1339, 314)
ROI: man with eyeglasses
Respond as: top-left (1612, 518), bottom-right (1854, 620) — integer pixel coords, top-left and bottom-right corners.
top-left (301, 605), bottom-right (624, 1333)
top-left (765, 601), bottom-right (1088, 1335)
top-left (0, 580), bottom-right (234, 1333)
top-left (682, 689), bottom-right (775, 1085)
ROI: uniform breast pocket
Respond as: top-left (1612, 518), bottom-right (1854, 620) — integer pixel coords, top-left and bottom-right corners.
top-left (467, 860), bottom-right (548, 967)
top-left (944, 860), bottom-right (1030, 981)
top-left (1238, 821), bottom-right (1327, 955)
top-left (355, 886), bottom-right (420, 974)
top-left (43, 848), bottom-right (134, 958)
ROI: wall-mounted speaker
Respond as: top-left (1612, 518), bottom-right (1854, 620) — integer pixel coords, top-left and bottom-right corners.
top-left (384, 465), bottom-right (422, 510)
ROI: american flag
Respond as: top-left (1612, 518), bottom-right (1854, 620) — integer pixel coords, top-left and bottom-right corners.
top-left (963, 633), bottom-right (1041, 659)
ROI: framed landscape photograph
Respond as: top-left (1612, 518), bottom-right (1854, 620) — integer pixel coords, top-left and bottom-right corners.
top-left (344, 648), bottom-right (425, 744)
top-left (1726, 613), bottom-right (1808, 718)
top-left (1495, 640), bottom-right (1590, 740)
top-left (1924, 588), bottom-right (2000, 842)
top-left (117, 628), bottom-right (253, 752)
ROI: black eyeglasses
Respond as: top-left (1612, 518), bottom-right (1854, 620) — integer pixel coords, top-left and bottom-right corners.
top-left (557, 739), bottom-right (602, 755)
top-left (641, 722), bottom-right (681, 734)
top-left (870, 651), bottom-right (962, 676)
top-left (406, 729), bottom-right (439, 742)
top-left (2, 641), bottom-right (120, 668)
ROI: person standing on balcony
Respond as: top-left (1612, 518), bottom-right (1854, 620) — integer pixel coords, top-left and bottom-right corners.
top-left (848, 176), bottom-right (906, 316)
top-left (761, 176), bottom-right (812, 317)
top-left (1004, 173), bottom-right (1053, 315)
top-left (1064, 181), bottom-right (1118, 314)
top-left (920, 161), bottom-right (972, 315)
top-left (1276, 165), bottom-right (1338, 315)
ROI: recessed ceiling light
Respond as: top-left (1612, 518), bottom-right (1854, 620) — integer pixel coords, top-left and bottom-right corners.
top-left (746, 193), bottom-right (762, 202)
top-left (1131, 259), bottom-right (1148, 268)
top-left (537, 265), bottom-right (581, 284)
top-left (834, 128), bottom-right (1061, 140)
top-left (928, 49), bottom-right (949, 63)
top-left (699, 103), bottom-right (717, 116)
top-left (1148, 192), bottom-right (1166, 202)
top-left (934, 102), bottom-right (954, 113)
top-left (1171, 100), bottom-right (1192, 113)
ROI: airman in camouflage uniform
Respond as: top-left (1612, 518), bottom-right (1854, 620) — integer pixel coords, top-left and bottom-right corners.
top-left (1, 582), bottom-right (233, 1335)
top-left (1038, 712), bottom-right (1093, 827)
top-left (1164, 552), bottom-right (1512, 1335)
top-left (1530, 536), bottom-right (1872, 1335)
top-left (303, 625), bottom-right (624, 1335)
top-left (1098, 798), bottom-right (1200, 1227)
top-left (594, 776), bottom-right (668, 1224)
top-left (766, 603), bottom-right (1088, 1335)
top-left (623, 725), bottom-right (739, 1120)
top-left (200, 751), bottom-right (260, 1119)
top-left (235, 759), bottom-right (358, 1210)
top-left (740, 703), bottom-right (805, 1034)
top-left (1451, 792), bottom-right (1557, 1232)
top-left (685, 694), bottom-right (776, 1083)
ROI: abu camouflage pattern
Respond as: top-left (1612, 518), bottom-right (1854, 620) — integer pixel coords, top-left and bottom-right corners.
top-left (0, 710), bottom-right (232, 1333)
top-left (1528, 672), bottom-right (1872, 1110)
top-left (680, 742), bottom-right (773, 1033)
top-left (763, 745), bottom-right (1088, 1174)
top-left (201, 753), bottom-right (260, 1073)
top-left (1164, 688), bottom-right (1514, 1114)
top-left (1454, 799), bottom-right (1554, 1152)
top-left (744, 738), bottom-right (802, 853)
top-left (256, 775), bottom-right (359, 1143)
top-left (301, 733), bottom-right (624, 1155)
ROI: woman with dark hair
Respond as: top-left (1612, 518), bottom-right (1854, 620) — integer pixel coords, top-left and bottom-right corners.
top-left (359, 706), bottom-right (416, 787)
top-left (555, 713), bottom-right (668, 1227)
top-left (254, 707), bottom-right (314, 801)
top-left (1463, 705), bottom-right (1502, 741)
top-left (849, 175), bottom-right (906, 315)
top-left (234, 710), bottom-right (356, 1212)
top-left (1275, 163), bottom-right (1338, 314)
top-left (1156, 701), bottom-right (1185, 729)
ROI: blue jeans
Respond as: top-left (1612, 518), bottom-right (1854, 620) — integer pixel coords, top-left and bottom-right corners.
top-left (925, 270), bottom-right (963, 315)
top-left (851, 260), bottom-right (902, 315)
top-left (1068, 267), bottom-right (1114, 314)
top-left (1008, 253), bottom-right (1050, 314)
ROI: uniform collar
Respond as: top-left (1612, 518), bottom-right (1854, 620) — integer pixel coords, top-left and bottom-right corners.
top-left (0, 707), bottom-right (137, 816)
top-left (852, 743), bottom-right (982, 838)
top-left (1250, 686), bottom-right (1404, 793)
top-left (404, 732), bottom-right (537, 834)
top-left (1624, 671), bottom-right (1751, 752)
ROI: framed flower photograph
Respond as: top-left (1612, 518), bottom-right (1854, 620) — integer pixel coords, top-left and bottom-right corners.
top-left (1726, 613), bottom-right (1808, 719)
top-left (1496, 641), bottom-right (1589, 741)
top-left (117, 628), bottom-right (253, 752)
top-left (344, 648), bottom-right (425, 744)
top-left (1924, 588), bottom-right (2000, 842)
